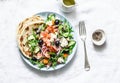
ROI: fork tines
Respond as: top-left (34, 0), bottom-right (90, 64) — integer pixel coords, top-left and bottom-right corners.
top-left (79, 21), bottom-right (86, 36)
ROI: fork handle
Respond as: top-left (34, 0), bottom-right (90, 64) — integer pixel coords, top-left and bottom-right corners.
top-left (83, 41), bottom-right (90, 71)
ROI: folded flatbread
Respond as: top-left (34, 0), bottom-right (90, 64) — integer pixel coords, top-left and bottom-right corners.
top-left (17, 15), bottom-right (44, 58)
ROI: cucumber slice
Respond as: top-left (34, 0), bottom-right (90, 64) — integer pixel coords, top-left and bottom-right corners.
top-left (28, 35), bottom-right (35, 40)
top-left (34, 46), bottom-right (40, 53)
top-left (68, 40), bottom-right (76, 47)
top-left (62, 32), bottom-right (69, 37)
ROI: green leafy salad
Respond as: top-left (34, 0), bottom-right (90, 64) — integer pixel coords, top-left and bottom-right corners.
top-left (25, 14), bottom-right (76, 69)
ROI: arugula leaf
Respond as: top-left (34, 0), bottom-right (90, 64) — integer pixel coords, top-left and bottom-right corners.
top-left (48, 52), bottom-right (58, 68)
top-left (48, 52), bottom-right (56, 57)
top-left (39, 23), bottom-right (46, 31)
top-left (63, 58), bottom-right (67, 64)
top-left (27, 30), bottom-right (39, 53)
top-left (52, 62), bottom-right (57, 68)
top-left (29, 59), bottom-right (37, 65)
top-left (69, 43), bottom-right (76, 54)
top-left (38, 62), bottom-right (45, 69)
top-left (58, 20), bottom-right (74, 38)
top-left (27, 35), bottom-right (35, 40)
top-left (47, 14), bottom-right (55, 21)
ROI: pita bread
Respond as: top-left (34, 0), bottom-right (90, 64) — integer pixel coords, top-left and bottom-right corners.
top-left (17, 15), bottom-right (44, 58)
top-left (17, 15), bottom-right (43, 36)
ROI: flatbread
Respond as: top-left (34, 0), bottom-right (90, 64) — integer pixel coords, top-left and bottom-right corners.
top-left (17, 15), bottom-right (44, 58)
top-left (17, 15), bottom-right (43, 36)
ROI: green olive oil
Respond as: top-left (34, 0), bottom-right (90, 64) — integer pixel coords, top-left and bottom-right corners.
top-left (63, 0), bottom-right (75, 6)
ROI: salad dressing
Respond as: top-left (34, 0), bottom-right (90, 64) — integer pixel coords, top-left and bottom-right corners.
top-left (63, 0), bottom-right (75, 6)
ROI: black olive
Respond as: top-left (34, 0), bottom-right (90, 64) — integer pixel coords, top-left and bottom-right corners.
top-left (34, 28), bottom-right (40, 34)
top-left (32, 57), bottom-right (37, 61)
top-left (55, 41), bottom-right (60, 47)
top-left (34, 28), bottom-right (38, 31)
top-left (38, 39), bottom-right (43, 46)
top-left (55, 26), bottom-right (58, 28)
top-left (54, 19), bottom-right (59, 25)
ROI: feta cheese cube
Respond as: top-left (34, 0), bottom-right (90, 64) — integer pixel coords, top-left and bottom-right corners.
top-left (58, 57), bottom-right (64, 63)
top-left (60, 37), bottom-right (68, 47)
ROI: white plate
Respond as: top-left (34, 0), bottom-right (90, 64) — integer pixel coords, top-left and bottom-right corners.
top-left (19, 12), bottom-right (77, 71)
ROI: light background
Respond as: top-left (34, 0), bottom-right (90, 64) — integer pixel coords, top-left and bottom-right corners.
top-left (0, 0), bottom-right (120, 83)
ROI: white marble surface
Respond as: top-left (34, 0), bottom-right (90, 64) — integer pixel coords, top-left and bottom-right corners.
top-left (1, 0), bottom-right (120, 83)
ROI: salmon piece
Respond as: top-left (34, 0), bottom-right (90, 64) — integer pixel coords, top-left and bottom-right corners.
top-left (46, 26), bottom-right (57, 33)
top-left (52, 46), bottom-right (61, 52)
top-left (46, 40), bottom-right (51, 46)
top-left (49, 46), bottom-right (57, 52)
top-left (46, 26), bottom-right (53, 32)
top-left (44, 52), bottom-right (50, 58)
top-left (42, 37), bottom-right (47, 42)
top-left (40, 31), bottom-right (47, 38)
top-left (42, 38), bottom-right (51, 46)
top-left (40, 31), bottom-right (50, 39)
top-left (36, 52), bottom-right (43, 59)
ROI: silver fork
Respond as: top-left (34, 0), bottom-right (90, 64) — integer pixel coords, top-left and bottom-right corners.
top-left (79, 21), bottom-right (90, 71)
